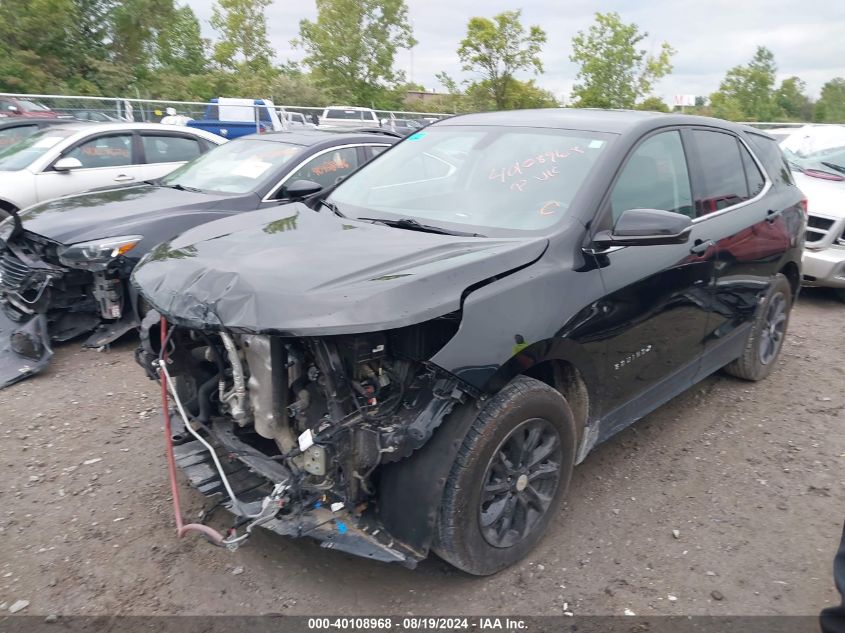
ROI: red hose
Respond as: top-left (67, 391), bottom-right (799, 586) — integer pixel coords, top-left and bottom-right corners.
top-left (159, 316), bottom-right (226, 546)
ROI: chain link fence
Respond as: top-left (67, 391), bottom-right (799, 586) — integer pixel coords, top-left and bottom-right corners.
top-left (0, 93), bottom-right (447, 127)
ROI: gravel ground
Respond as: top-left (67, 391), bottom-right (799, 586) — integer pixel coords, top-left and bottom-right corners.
top-left (1, 288), bottom-right (843, 617)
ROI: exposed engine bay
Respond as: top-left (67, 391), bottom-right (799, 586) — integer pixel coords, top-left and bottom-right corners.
top-left (136, 310), bottom-right (468, 566)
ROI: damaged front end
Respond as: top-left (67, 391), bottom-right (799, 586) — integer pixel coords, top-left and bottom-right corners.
top-left (137, 311), bottom-right (468, 567)
top-left (0, 227), bottom-right (140, 388)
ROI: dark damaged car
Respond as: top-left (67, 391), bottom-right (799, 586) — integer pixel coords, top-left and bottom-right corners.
top-left (0, 130), bottom-right (396, 388)
top-left (132, 110), bottom-right (806, 574)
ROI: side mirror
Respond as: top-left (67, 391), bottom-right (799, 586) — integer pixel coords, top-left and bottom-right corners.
top-left (593, 208), bottom-right (692, 247)
top-left (53, 157), bottom-right (83, 172)
top-left (283, 179), bottom-right (323, 200)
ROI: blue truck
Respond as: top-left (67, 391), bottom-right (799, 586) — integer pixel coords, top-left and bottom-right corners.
top-left (186, 98), bottom-right (284, 139)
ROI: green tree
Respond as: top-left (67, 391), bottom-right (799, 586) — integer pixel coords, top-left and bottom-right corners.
top-left (110, 0), bottom-right (176, 76)
top-left (774, 76), bottom-right (812, 120)
top-left (636, 96), bottom-right (669, 112)
top-left (271, 68), bottom-right (333, 107)
top-left (211, 0), bottom-right (275, 73)
top-left (709, 46), bottom-right (780, 121)
top-left (570, 12), bottom-right (675, 109)
top-left (814, 78), bottom-right (845, 123)
top-left (295, 0), bottom-right (416, 106)
top-left (155, 4), bottom-right (208, 75)
top-left (0, 0), bottom-right (79, 92)
top-left (456, 10), bottom-right (546, 110)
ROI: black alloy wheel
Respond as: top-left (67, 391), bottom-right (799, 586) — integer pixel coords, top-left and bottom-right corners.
top-left (479, 418), bottom-right (562, 548)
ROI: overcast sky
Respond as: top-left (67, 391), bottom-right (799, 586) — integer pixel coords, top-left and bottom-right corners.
top-left (184, 0), bottom-right (845, 105)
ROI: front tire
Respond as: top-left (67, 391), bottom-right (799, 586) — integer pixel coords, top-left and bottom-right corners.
top-left (724, 273), bottom-right (792, 381)
top-left (433, 376), bottom-right (577, 575)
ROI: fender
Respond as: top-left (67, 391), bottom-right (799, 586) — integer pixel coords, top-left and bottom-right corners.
top-left (377, 399), bottom-right (479, 558)
top-left (377, 337), bottom-right (600, 557)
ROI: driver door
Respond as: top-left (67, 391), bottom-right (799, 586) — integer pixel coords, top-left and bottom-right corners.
top-left (589, 129), bottom-right (717, 439)
top-left (34, 133), bottom-right (138, 203)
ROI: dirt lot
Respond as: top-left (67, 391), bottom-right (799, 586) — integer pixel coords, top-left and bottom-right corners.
top-left (1, 288), bottom-right (843, 617)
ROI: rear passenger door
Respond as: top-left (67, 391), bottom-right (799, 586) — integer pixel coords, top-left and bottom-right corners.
top-left (682, 127), bottom-right (789, 377)
top-left (591, 129), bottom-right (717, 437)
top-left (138, 132), bottom-right (205, 181)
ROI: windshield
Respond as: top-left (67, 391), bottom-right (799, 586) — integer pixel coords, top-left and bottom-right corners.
top-left (18, 100), bottom-right (50, 112)
top-left (780, 126), bottom-right (845, 178)
top-left (160, 138), bottom-right (302, 194)
top-left (0, 128), bottom-right (74, 171)
top-left (329, 125), bottom-right (613, 234)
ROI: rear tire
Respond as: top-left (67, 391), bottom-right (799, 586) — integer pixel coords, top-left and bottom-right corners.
top-left (724, 273), bottom-right (792, 381)
top-left (433, 376), bottom-right (577, 576)
top-left (834, 288), bottom-right (845, 304)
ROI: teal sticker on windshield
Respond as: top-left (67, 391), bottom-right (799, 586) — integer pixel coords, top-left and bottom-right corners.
top-left (408, 132), bottom-right (426, 140)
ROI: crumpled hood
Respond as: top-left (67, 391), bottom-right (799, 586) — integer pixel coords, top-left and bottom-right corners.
top-left (132, 203), bottom-right (548, 335)
top-left (793, 172), bottom-right (845, 220)
top-left (19, 185), bottom-right (236, 245)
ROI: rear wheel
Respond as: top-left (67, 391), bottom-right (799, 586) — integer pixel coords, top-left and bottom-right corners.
top-left (724, 273), bottom-right (792, 381)
top-left (433, 376), bottom-right (576, 575)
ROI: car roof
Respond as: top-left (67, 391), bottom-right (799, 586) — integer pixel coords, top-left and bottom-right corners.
top-left (323, 106), bottom-right (376, 112)
top-left (242, 129), bottom-right (397, 147)
top-left (436, 108), bottom-right (747, 135)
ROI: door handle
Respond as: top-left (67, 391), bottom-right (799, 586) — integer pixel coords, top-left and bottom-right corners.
top-left (689, 239), bottom-right (715, 255)
top-left (114, 174), bottom-right (134, 182)
top-left (766, 209), bottom-right (782, 223)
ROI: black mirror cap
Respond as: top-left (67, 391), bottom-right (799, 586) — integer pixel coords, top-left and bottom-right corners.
top-left (284, 179), bottom-right (323, 200)
top-left (595, 208), bottom-right (693, 247)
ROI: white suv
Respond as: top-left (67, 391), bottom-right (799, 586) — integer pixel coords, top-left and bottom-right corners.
top-left (319, 106), bottom-right (380, 129)
top-left (781, 126), bottom-right (845, 301)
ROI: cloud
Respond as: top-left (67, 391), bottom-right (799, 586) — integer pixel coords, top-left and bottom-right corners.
top-left (184, 0), bottom-right (845, 102)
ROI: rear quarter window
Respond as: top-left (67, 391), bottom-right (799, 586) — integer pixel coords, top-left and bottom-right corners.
top-left (746, 132), bottom-right (795, 186)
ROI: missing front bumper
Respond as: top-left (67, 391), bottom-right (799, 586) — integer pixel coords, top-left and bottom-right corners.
top-left (170, 418), bottom-right (420, 568)
top-left (0, 308), bottom-right (53, 389)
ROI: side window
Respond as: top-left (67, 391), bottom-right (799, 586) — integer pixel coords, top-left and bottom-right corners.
top-left (141, 135), bottom-right (202, 164)
top-left (746, 133), bottom-right (794, 186)
top-left (0, 100), bottom-right (16, 113)
top-left (740, 144), bottom-right (765, 198)
top-left (66, 134), bottom-right (134, 168)
top-left (0, 125), bottom-right (38, 148)
top-left (283, 147), bottom-right (359, 192)
top-left (610, 130), bottom-right (693, 223)
top-left (691, 130), bottom-right (749, 217)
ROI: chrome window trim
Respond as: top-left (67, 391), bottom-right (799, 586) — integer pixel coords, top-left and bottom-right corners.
top-left (262, 143), bottom-right (389, 202)
top-left (690, 133), bottom-right (772, 225)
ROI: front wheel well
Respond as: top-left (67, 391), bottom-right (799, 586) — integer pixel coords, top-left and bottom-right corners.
top-left (520, 359), bottom-right (589, 444)
top-left (779, 261), bottom-right (800, 299)
top-left (0, 199), bottom-right (17, 213)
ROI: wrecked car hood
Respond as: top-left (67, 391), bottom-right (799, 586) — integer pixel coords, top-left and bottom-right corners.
top-left (19, 185), bottom-right (244, 245)
top-left (132, 203), bottom-right (548, 335)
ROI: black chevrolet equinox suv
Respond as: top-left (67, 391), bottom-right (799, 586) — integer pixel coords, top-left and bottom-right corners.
top-left (132, 109), bottom-right (806, 574)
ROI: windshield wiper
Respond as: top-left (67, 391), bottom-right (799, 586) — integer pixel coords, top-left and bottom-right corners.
top-left (820, 161), bottom-right (845, 175)
top-left (357, 217), bottom-right (484, 237)
top-left (163, 183), bottom-right (203, 193)
top-left (320, 199), bottom-right (345, 217)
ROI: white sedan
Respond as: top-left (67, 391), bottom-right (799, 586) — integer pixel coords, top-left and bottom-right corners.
top-left (0, 122), bottom-right (225, 212)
